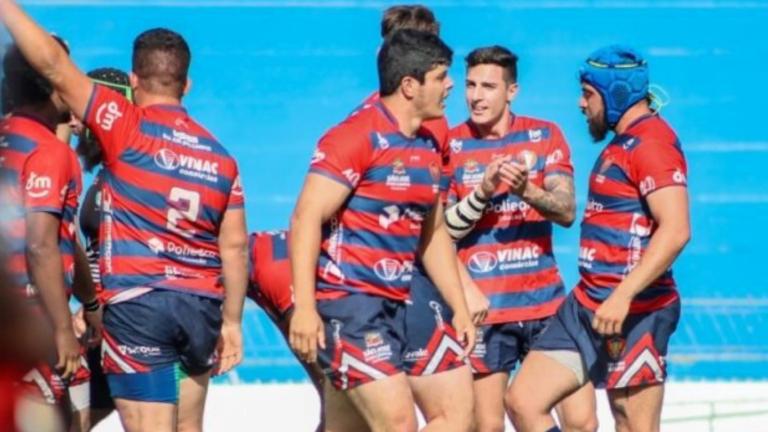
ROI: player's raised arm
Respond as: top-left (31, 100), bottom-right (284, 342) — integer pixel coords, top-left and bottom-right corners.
top-left (289, 173), bottom-right (353, 363)
top-left (0, 0), bottom-right (94, 119)
top-left (419, 199), bottom-right (476, 358)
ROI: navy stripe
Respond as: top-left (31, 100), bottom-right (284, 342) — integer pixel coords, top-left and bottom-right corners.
top-left (588, 192), bottom-right (647, 214)
top-left (368, 131), bottom-right (435, 151)
top-left (582, 283), bottom-right (674, 303)
top-left (458, 220), bottom-right (553, 248)
top-left (270, 233), bottom-right (289, 261)
top-left (105, 173), bottom-right (223, 235)
top-left (459, 128), bottom-right (552, 152)
top-left (580, 223), bottom-right (651, 249)
top-left (317, 254), bottom-right (411, 292)
top-left (487, 283), bottom-right (564, 309)
top-left (580, 260), bottom-right (672, 280)
top-left (0, 133), bottom-right (38, 154)
top-left (344, 228), bottom-right (420, 254)
top-left (346, 194), bottom-right (432, 216)
top-left (139, 120), bottom-right (230, 157)
top-left (309, 167), bottom-right (354, 189)
top-left (120, 148), bottom-right (233, 196)
top-left (365, 165), bottom-right (439, 188)
top-left (107, 240), bottom-right (221, 268)
top-left (590, 157), bottom-right (631, 183)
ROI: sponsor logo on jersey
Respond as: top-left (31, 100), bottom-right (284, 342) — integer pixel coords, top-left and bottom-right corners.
top-left (153, 148), bottom-right (219, 182)
top-left (25, 172), bottom-right (51, 198)
top-left (95, 101), bottom-right (123, 131)
top-left (450, 139), bottom-right (463, 154)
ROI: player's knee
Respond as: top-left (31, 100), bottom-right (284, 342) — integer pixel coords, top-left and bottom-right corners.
top-left (378, 408), bottom-right (418, 432)
top-left (504, 383), bottom-right (536, 422)
top-left (561, 412), bottom-right (598, 432)
top-left (474, 415), bottom-right (505, 432)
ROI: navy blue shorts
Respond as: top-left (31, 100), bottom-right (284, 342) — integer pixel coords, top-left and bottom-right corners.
top-left (101, 290), bottom-right (223, 402)
top-left (317, 294), bottom-right (406, 390)
top-left (532, 292), bottom-right (681, 389)
top-left (470, 318), bottom-right (550, 374)
top-left (403, 267), bottom-right (466, 376)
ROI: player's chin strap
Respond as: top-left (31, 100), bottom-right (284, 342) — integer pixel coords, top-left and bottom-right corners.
top-left (444, 186), bottom-right (491, 241)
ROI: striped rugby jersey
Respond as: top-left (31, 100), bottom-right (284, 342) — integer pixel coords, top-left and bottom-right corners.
top-left (310, 101), bottom-right (442, 301)
top-left (248, 230), bottom-right (293, 319)
top-left (82, 85), bottom-right (244, 301)
top-left (448, 115), bottom-right (573, 323)
top-left (575, 115), bottom-right (686, 313)
top-left (0, 114), bottom-right (82, 299)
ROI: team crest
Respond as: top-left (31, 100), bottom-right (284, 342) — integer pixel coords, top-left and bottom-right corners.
top-left (607, 336), bottom-right (626, 361)
top-left (429, 162), bottom-right (441, 182)
top-left (464, 159), bottom-right (479, 173)
top-left (392, 158), bottom-right (406, 175)
top-left (365, 332), bottom-right (384, 348)
top-left (450, 139), bottom-right (463, 154)
top-left (518, 150), bottom-right (538, 171)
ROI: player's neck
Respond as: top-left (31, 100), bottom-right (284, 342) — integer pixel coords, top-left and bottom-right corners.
top-left (379, 96), bottom-right (423, 138)
top-left (614, 102), bottom-right (652, 135)
top-left (135, 93), bottom-right (183, 109)
top-left (473, 110), bottom-right (512, 139)
top-left (13, 105), bottom-right (58, 132)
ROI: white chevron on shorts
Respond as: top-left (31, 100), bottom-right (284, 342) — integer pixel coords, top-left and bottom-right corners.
top-left (338, 351), bottom-right (388, 390)
top-left (423, 335), bottom-right (465, 375)
top-left (102, 341), bottom-right (137, 373)
top-left (616, 348), bottom-right (664, 388)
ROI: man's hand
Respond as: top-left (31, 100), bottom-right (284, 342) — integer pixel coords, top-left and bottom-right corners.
top-left (451, 312), bottom-right (476, 360)
top-left (479, 156), bottom-right (512, 198)
top-left (592, 291), bottom-right (632, 336)
top-left (54, 327), bottom-right (80, 380)
top-left (499, 161), bottom-right (529, 196)
top-left (463, 279), bottom-right (490, 325)
top-left (289, 307), bottom-right (325, 364)
top-left (72, 308), bottom-right (86, 339)
top-left (213, 321), bottom-right (244, 376)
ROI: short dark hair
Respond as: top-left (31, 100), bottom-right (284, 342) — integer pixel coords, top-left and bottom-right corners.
top-left (77, 67), bottom-right (130, 172)
top-left (1, 35), bottom-right (69, 113)
top-left (132, 28), bottom-right (190, 98)
top-left (378, 29), bottom-right (452, 97)
top-left (381, 5), bottom-right (440, 38)
top-left (465, 45), bottom-right (519, 84)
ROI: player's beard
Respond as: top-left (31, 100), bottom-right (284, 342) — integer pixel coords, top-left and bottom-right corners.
top-left (588, 113), bottom-right (610, 143)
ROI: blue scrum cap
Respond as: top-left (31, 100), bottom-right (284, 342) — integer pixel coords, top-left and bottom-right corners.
top-left (579, 45), bottom-right (649, 127)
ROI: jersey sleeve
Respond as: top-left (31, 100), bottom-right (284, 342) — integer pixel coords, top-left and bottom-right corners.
top-left (22, 144), bottom-right (73, 215)
top-left (227, 169), bottom-right (245, 210)
top-left (308, 124), bottom-right (373, 189)
top-left (544, 124), bottom-right (574, 178)
top-left (629, 139), bottom-right (688, 197)
top-left (82, 84), bottom-right (139, 166)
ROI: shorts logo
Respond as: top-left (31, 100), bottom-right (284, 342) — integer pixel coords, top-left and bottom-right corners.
top-left (25, 172), bottom-right (51, 198)
top-left (373, 258), bottom-right (405, 281)
top-left (450, 139), bottom-right (463, 154)
top-left (154, 149), bottom-right (180, 170)
top-left (95, 101), bottom-right (123, 131)
top-left (364, 332), bottom-right (384, 348)
top-left (467, 251), bottom-right (498, 274)
top-left (607, 336), bottom-right (626, 361)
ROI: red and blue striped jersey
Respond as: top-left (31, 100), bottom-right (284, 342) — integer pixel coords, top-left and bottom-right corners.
top-left (248, 230), bottom-right (293, 320)
top-left (358, 92), bottom-right (451, 194)
top-left (575, 115), bottom-right (686, 313)
top-left (448, 115), bottom-right (573, 323)
top-left (82, 85), bottom-right (244, 301)
top-left (0, 114), bottom-right (82, 299)
top-left (310, 101), bottom-right (442, 301)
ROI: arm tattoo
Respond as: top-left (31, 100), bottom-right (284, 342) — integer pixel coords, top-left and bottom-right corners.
top-left (523, 175), bottom-right (576, 227)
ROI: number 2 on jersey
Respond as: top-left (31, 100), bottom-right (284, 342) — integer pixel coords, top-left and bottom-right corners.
top-left (167, 187), bottom-right (200, 238)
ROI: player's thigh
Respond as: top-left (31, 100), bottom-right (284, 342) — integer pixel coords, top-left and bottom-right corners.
top-left (345, 372), bottom-right (418, 432)
top-left (472, 372), bottom-right (509, 432)
top-left (408, 365), bottom-right (474, 424)
top-left (176, 371), bottom-right (212, 432)
top-left (323, 379), bottom-right (370, 432)
top-left (505, 351), bottom-right (584, 418)
top-left (608, 384), bottom-right (665, 432)
top-left (554, 381), bottom-right (598, 432)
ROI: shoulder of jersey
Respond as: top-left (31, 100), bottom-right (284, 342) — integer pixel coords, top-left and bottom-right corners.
top-left (513, 114), bottom-right (560, 132)
top-left (448, 121), bottom-right (473, 139)
top-left (145, 107), bottom-right (234, 159)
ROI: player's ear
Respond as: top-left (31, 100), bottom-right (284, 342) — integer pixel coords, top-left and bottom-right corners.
top-left (129, 72), bottom-right (140, 94)
top-left (183, 78), bottom-right (192, 96)
top-left (400, 76), bottom-right (416, 99)
top-left (507, 82), bottom-right (519, 104)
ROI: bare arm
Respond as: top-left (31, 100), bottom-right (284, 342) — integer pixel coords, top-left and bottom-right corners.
top-left (72, 241), bottom-right (96, 305)
top-left (219, 208), bottom-right (248, 325)
top-left (0, 0), bottom-right (94, 119)
top-left (289, 174), bottom-right (353, 362)
top-left (521, 174), bottom-right (576, 227)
